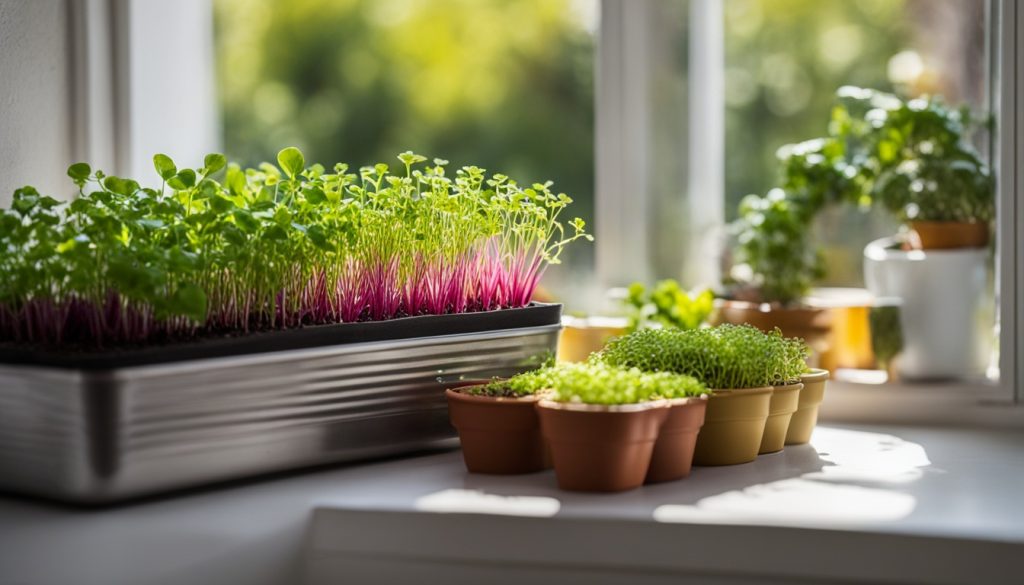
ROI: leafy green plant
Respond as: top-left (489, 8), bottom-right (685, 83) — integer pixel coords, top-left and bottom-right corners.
top-left (622, 279), bottom-right (713, 332)
top-left (832, 86), bottom-right (993, 223)
top-left (0, 148), bottom-right (591, 348)
top-left (599, 324), bottom-right (809, 389)
top-left (727, 86), bottom-right (992, 305)
top-left (728, 189), bottom-right (825, 306)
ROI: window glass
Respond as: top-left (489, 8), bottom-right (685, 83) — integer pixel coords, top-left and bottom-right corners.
top-left (214, 0), bottom-right (597, 301)
top-left (724, 0), bottom-right (989, 283)
top-left (723, 0), bottom-right (995, 380)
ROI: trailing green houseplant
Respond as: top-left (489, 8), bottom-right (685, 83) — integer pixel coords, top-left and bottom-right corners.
top-left (0, 148), bottom-right (591, 348)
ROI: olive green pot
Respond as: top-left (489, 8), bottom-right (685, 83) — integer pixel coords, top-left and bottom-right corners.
top-left (784, 369), bottom-right (830, 445)
top-left (692, 387), bottom-right (773, 466)
top-left (758, 382), bottom-right (802, 454)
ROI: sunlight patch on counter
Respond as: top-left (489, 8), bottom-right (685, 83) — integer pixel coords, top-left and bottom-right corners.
top-left (655, 427), bottom-right (930, 526)
top-left (415, 489), bottom-right (561, 517)
top-left (654, 479), bottom-right (917, 526)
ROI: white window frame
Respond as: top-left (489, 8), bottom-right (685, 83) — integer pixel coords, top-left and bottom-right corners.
top-left (69, 0), bottom-right (218, 179)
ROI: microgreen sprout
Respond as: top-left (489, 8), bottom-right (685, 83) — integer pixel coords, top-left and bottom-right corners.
top-left (0, 148), bottom-right (591, 347)
top-left (598, 324), bottom-right (809, 389)
top-left (466, 362), bottom-right (707, 405)
top-left (544, 362), bottom-right (708, 405)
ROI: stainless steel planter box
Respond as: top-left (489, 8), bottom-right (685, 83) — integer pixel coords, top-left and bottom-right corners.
top-left (0, 304), bottom-right (560, 503)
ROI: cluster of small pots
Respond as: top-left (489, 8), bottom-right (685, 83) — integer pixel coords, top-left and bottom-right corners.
top-left (446, 368), bottom-right (830, 492)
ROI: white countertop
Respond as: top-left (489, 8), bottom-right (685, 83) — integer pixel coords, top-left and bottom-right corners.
top-left (2, 424), bottom-right (1023, 585)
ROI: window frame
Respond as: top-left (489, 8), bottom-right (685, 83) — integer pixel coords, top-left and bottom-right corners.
top-left (596, 0), bottom-right (1022, 408)
top-left (99, 0), bottom-right (1023, 413)
top-left (997, 0), bottom-right (1023, 404)
top-left (70, 0), bottom-right (219, 180)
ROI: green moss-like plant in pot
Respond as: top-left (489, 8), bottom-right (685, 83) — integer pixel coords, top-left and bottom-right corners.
top-left (601, 324), bottom-right (806, 465)
top-left (447, 369), bottom-right (553, 475)
top-left (760, 333), bottom-right (811, 454)
top-left (536, 362), bottom-right (704, 492)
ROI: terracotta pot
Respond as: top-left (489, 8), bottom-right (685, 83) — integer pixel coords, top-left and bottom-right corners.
top-left (712, 300), bottom-right (832, 356)
top-left (645, 396), bottom-right (708, 484)
top-left (446, 387), bottom-right (546, 474)
top-left (758, 382), bottom-right (802, 454)
top-left (692, 387), bottom-right (773, 466)
top-left (785, 369), bottom-right (829, 445)
top-left (537, 399), bottom-right (668, 492)
top-left (908, 220), bottom-right (989, 250)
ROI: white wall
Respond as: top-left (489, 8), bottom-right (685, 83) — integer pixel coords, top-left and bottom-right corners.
top-left (0, 0), bottom-right (75, 206)
top-left (0, 0), bottom-right (218, 209)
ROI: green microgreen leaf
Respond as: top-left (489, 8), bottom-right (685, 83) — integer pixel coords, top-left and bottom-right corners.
top-left (153, 154), bottom-right (177, 181)
top-left (277, 147), bottom-right (305, 180)
top-left (67, 162), bottom-right (92, 185)
top-left (202, 153), bottom-right (227, 177)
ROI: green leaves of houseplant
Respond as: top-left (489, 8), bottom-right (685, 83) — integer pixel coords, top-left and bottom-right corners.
top-left (623, 279), bottom-right (713, 333)
top-left (730, 86), bottom-right (993, 304)
top-left (831, 86), bottom-right (994, 223)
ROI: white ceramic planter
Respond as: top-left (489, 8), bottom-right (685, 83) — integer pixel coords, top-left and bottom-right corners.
top-left (863, 237), bottom-right (988, 379)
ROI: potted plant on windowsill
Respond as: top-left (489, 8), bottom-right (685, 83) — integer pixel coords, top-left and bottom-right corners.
top-left (622, 279), bottom-right (714, 333)
top-left (833, 87), bottom-right (994, 379)
top-left (717, 188), bottom-right (832, 354)
top-left (600, 324), bottom-right (808, 466)
top-left (535, 362), bottom-right (707, 492)
top-left (761, 334), bottom-right (811, 454)
top-left (446, 370), bottom-right (553, 475)
top-left (832, 86), bottom-right (994, 251)
top-left (785, 368), bottom-right (830, 445)
top-left (0, 148), bottom-right (591, 503)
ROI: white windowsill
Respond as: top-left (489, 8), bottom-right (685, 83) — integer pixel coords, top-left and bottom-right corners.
top-left (1, 423), bottom-right (1020, 585)
top-left (819, 380), bottom-right (1024, 428)
top-left (304, 424), bottom-right (1024, 585)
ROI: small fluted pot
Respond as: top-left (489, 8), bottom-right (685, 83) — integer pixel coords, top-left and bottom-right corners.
top-left (538, 399), bottom-right (669, 492)
top-left (447, 387), bottom-right (546, 475)
top-left (759, 382), bottom-right (802, 454)
top-left (645, 396), bottom-right (708, 484)
top-left (785, 369), bottom-right (830, 445)
top-left (693, 387), bottom-right (773, 466)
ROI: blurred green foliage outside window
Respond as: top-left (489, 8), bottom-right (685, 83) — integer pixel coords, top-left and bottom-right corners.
top-left (214, 0), bottom-right (596, 295)
top-left (215, 0), bottom-right (988, 299)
